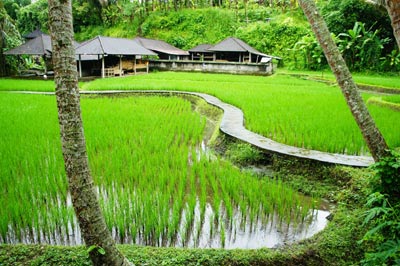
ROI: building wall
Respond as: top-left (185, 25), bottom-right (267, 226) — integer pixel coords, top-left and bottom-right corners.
top-left (149, 60), bottom-right (274, 75)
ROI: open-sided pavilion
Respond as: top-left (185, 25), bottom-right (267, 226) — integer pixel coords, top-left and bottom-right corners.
top-left (75, 36), bottom-right (157, 78)
top-left (207, 37), bottom-right (277, 63)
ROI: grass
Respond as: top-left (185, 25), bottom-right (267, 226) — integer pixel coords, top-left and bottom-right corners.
top-left (81, 72), bottom-right (400, 155)
top-left (0, 93), bottom-right (316, 247)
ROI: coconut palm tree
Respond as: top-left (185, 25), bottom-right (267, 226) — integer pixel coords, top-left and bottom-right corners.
top-left (47, 0), bottom-right (131, 265)
top-left (385, 0), bottom-right (400, 49)
top-left (297, 0), bottom-right (389, 162)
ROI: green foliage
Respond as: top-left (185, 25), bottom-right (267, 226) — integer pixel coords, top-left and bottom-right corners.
top-left (321, 0), bottom-right (393, 50)
top-left (225, 143), bottom-right (264, 166)
top-left (359, 192), bottom-right (400, 265)
top-left (87, 245), bottom-right (106, 256)
top-left (16, 0), bottom-right (48, 34)
top-left (3, 0), bottom-right (30, 21)
top-left (72, 0), bottom-right (102, 33)
top-left (338, 22), bottom-right (389, 71)
top-left (292, 34), bottom-right (327, 70)
top-left (293, 20), bottom-right (392, 71)
top-left (141, 9), bottom-right (239, 49)
top-left (381, 49), bottom-right (400, 72)
top-left (236, 20), bottom-right (308, 62)
top-left (370, 150), bottom-right (400, 199)
top-left (358, 151), bottom-right (400, 265)
top-left (1, 4), bottom-right (22, 75)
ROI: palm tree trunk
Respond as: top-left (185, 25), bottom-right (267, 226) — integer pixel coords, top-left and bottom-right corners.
top-left (297, 0), bottom-right (389, 162)
top-left (385, 0), bottom-right (400, 49)
top-left (48, 0), bottom-right (131, 265)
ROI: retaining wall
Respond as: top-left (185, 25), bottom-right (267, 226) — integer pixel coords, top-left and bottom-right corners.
top-left (149, 60), bottom-right (274, 75)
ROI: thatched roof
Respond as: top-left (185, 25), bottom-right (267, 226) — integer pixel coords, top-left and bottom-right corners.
top-left (189, 44), bottom-right (214, 53)
top-left (4, 34), bottom-right (52, 56)
top-left (75, 36), bottom-right (156, 56)
top-left (133, 37), bottom-right (189, 56)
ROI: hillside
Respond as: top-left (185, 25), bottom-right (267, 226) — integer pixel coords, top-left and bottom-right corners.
top-left (74, 7), bottom-right (310, 66)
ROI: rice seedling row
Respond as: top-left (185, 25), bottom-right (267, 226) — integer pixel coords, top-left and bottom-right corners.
top-left (81, 72), bottom-right (400, 155)
top-left (1, 93), bottom-right (324, 248)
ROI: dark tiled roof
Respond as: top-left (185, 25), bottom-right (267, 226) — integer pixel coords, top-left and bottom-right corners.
top-left (208, 37), bottom-right (267, 57)
top-left (23, 29), bottom-right (46, 39)
top-left (5, 34), bottom-right (80, 56)
top-left (5, 34), bottom-right (52, 56)
top-left (133, 37), bottom-right (189, 56)
top-left (75, 36), bottom-right (157, 56)
top-left (189, 44), bottom-right (214, 53)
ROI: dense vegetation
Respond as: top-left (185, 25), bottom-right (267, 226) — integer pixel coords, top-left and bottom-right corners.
top-left (1, 0), bottom-right (398, 72)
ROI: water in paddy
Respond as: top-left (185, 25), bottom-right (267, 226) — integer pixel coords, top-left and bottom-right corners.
top-left (1, 96), bottom-right (330, 248)
top-left (1, 191), bottom-right (330, 248)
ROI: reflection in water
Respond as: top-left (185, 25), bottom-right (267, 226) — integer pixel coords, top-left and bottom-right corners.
top-left (2, 199), bottom-right (329, 248)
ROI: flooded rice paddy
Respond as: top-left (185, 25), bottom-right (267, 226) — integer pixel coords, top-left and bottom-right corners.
top-left (0, 93), bottom-right (330, 248)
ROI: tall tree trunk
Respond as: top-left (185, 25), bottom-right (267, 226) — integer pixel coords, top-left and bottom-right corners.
top-left (297, 0), bottom-right (389, 162)
top-left (47, 1), bottom-right (131, 265)
top-left (385, 0), bottom-right (400, 49)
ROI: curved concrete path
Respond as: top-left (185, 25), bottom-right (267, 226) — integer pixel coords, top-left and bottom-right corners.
top-left (9, 90), bottom-right (374, 167)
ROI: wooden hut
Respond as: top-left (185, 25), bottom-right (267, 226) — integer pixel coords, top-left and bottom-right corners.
top-left (133, 37), bottom-right (189, 61)
top-left (208, 37), bottom-right (271, 63)
top-left (75, 36), bottom-right (156, 78)
top-left (188, 44), bottom-right (215, 61)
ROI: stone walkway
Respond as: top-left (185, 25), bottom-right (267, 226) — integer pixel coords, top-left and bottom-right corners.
top-left (10, 90), bottom-right (375, 167)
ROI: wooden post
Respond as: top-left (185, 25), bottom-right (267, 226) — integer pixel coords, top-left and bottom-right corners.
top-left (134, 55), bottom-right (136, 75)
top-left (78, 54), bottom-right (82, 78)
top-left (119, 55), bottom-right (122, 76)
top-left (43, 55), bottom-right (47, 75)
top-left (101, 55), bottom-right (105, 78)
top-left (249, 52), bottom-right (251, 63)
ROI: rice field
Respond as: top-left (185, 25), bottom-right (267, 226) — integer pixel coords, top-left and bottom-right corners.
top-left (0, 78), bottom-right (55, 91)
top-left (280, 70), bottom-right (400, 90)
top-left (1, 72), bottom-right (399, 155)
top-left (382, 95), bottom-right (400, 104)
top-left (81, 72), bottom-right (400, 155)
top-left (0, 93), bottom-right (320, 248)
